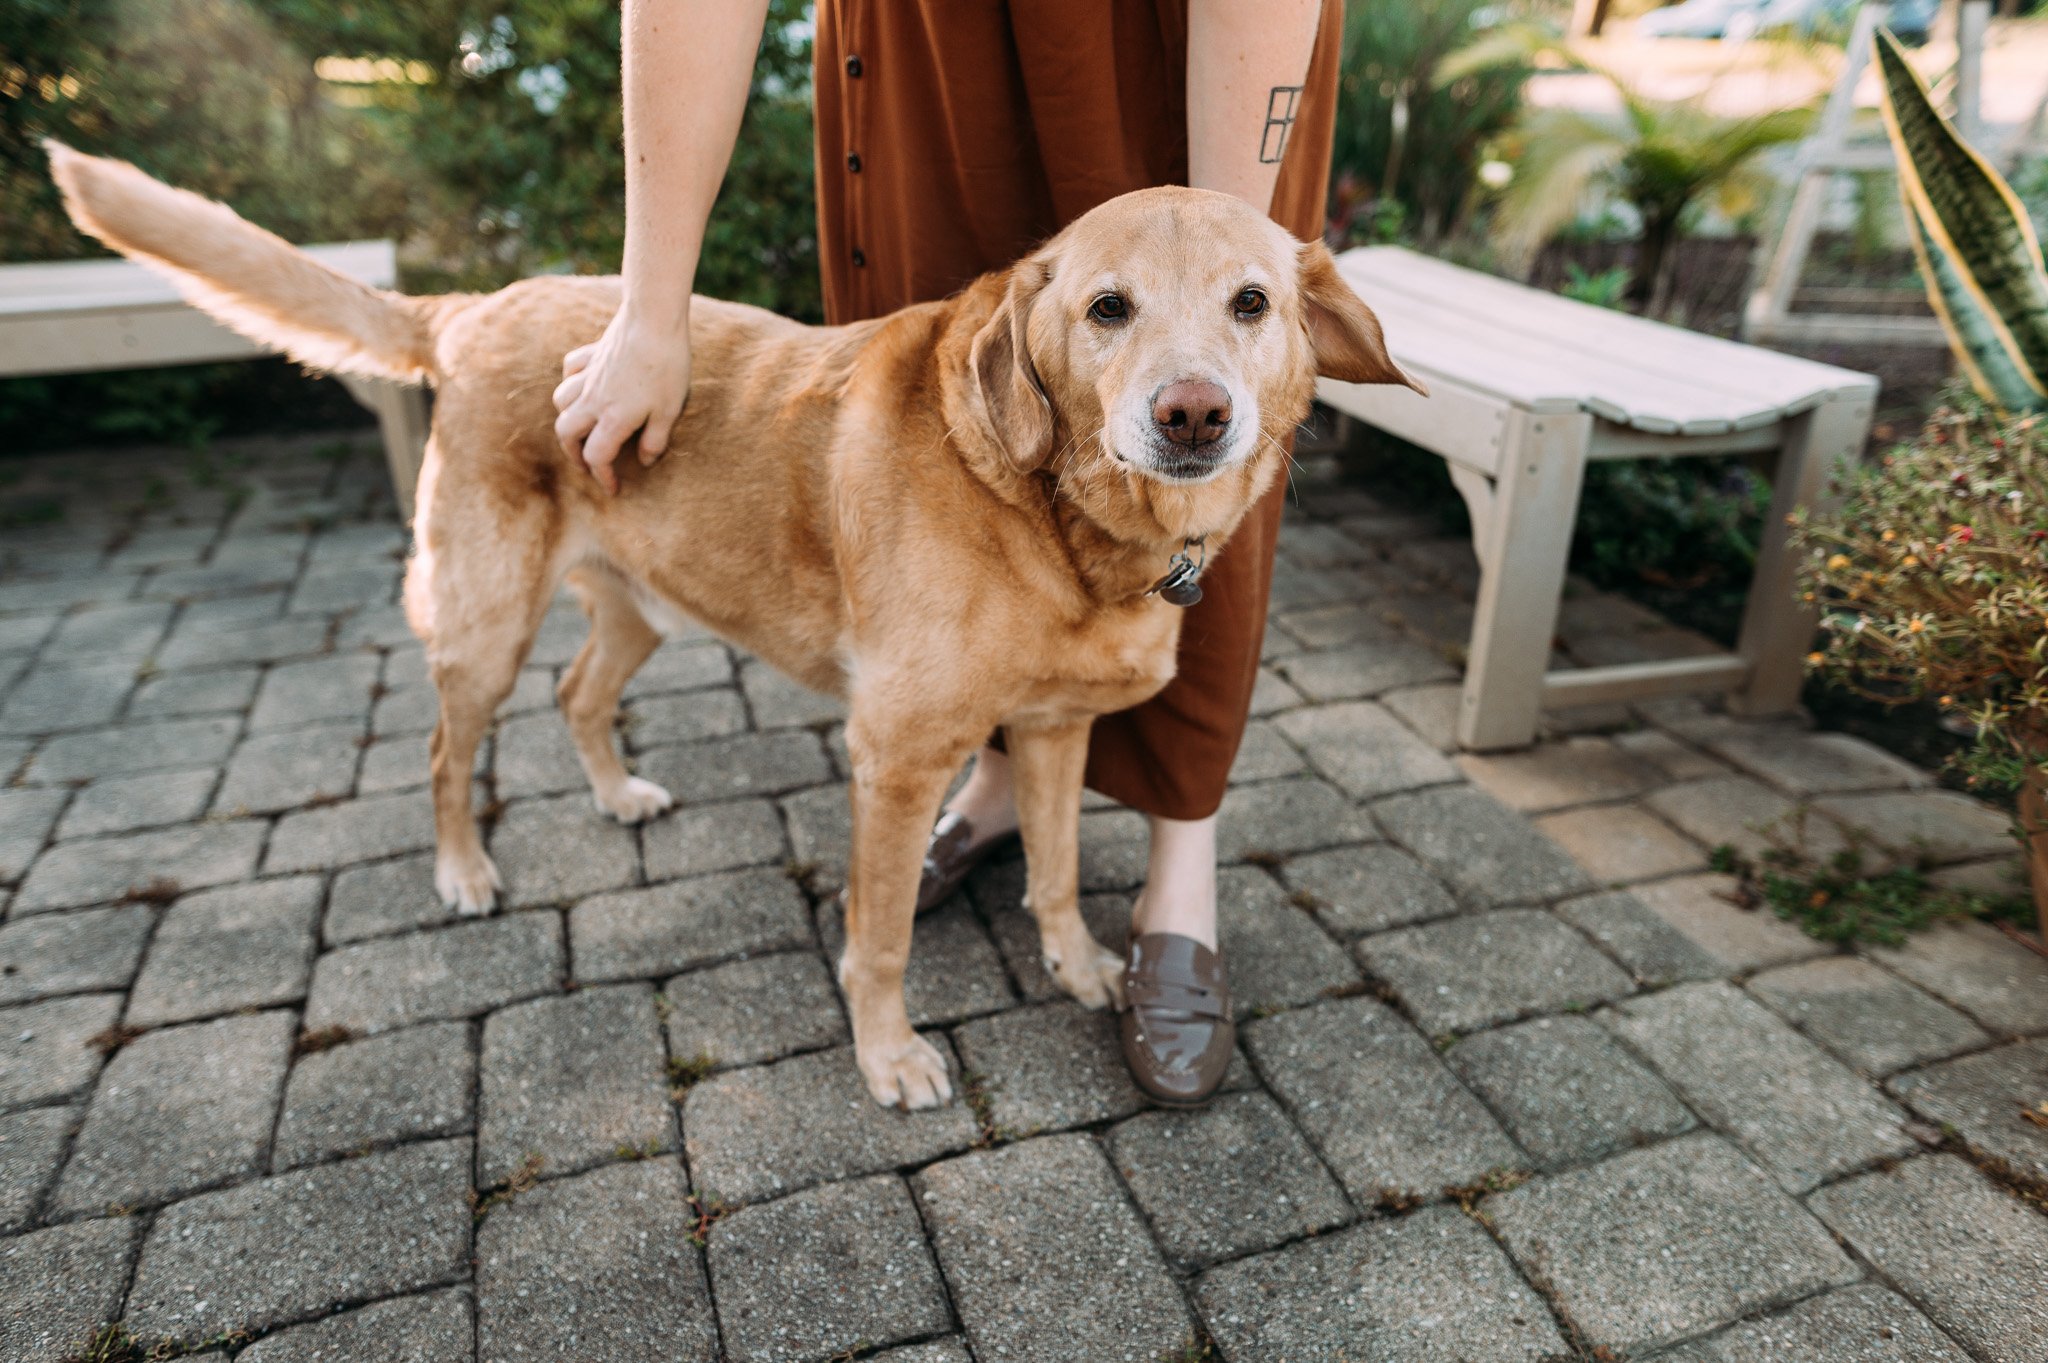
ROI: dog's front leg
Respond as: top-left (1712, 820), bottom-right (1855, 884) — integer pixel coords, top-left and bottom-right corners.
top-left (840, 712), bottom-right (979, 1110)
top-left (1006, 719), bottom-right (1126, 1010)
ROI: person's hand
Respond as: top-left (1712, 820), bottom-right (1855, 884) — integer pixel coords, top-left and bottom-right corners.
top-left (552, 310), bottom-right (692, 494)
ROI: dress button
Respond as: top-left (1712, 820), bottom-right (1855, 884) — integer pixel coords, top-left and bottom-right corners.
top-left (845, 53), bottom-right (863, 77)
top-left (851, 248), bottom-right (867, 268)
top-left (846, 151), bottom-right (862, 173)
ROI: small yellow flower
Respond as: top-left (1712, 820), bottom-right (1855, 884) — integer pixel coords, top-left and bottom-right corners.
top-left (1805, 651), bottom-right (1824, 666)
top-left (1907, 618), bottom-right (1926, 633)
top-left (1903, 555), bottom-right (1920, 568)
top-left (1881, 530), bottom-right (1897, 542)
top-left (1826, 554), bottom-right (1852, 571)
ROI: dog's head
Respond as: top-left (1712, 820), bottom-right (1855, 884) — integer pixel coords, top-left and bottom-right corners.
top-left (962, 187), bottom-right (1422, 539)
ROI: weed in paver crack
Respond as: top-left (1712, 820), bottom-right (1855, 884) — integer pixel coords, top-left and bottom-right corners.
top-left (117, 877), bottom-right (181, 906)
top-left (1373, 1187), bottom-right (1425, 1215)
top-left (960, 1067), bottom-right (1023, 1149)
top-left (668, 1051), bottom-right (716, 1101)
top-left (1287, 888), bottom-right (1322, 911)
top-left (1320, 979), bottom-right (1374, 1001)
top-left (470, 1153), bottom-right (544, 1223)
top-left (1241, 848), bottom-right (1284, 869)
top-left (1157, 1334), bottom-right (1218, 1363)
top-left (615, 1137), bottom-right (666, 1160)
top-left (784, 858), bottom-right (821, 894)
top-left (86, 1022), bottom-right (147, 1056)
top-left (1445, 1167), bottom-right (1532, 1230)
top-left (1709, 842), bottom-right (2027, 945)
top-left (685, 1193), bottom-right (730, 1247)
top-left (63, 1322), bottom-right (253, 1363)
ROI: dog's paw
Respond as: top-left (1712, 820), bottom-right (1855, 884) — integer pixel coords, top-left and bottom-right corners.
top-left (1044, 935), bottom-right (1127, 1011)
top-left (435, 849), bottom-right (501, 916)
top-left (595, 776), bottom-right (675, 825)
top-left (857, 1034), bottom-right (954, 1111)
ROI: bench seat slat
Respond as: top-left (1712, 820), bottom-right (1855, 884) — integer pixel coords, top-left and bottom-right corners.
top-left (0, 241), bottom-right (397, 318)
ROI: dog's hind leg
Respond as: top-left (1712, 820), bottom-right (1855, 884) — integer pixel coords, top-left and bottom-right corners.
top-left (1006, 718), bottom-right (1126, 1011)
top-left (559, 566), bottom-right (672, 823)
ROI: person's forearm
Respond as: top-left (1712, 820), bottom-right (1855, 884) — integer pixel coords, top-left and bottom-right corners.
top-left (1185, 0), bottom-right (1322, 212)
top-left (619, 0), bottom-right (772, 335)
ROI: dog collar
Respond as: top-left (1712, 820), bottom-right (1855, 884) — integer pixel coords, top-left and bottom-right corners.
top-left (1146, 537), bottom-right (1207, 608)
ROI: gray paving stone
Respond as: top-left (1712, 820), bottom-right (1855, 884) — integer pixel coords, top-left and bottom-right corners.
top-left (0, 994), bottom-right (118, 1110)
top-left (709, 1174), bottom-right (950, 1363)
top-left (1626, 873), bottom-right (1832, 973)
top-left (125, 665), bottom-right (259, 719)
top-left (303, 913), bottom-right (563, 1034)
top-left (1108, 1090), bottom-right (1351, 1267)
top-left (738, 661), bottom-right (846, 730)
top-left (621, 688), bottom-right (751, 748)
top-left (636, 731), bottom-right (833, 803)
top-left (1702, 727), bottom-right (1930, 797)
top-left (289, 562), bottom-right (398, 615)
top-left (981, 886), bottom-right (1134, 1004)
top-left (52, 1010), bottom-right (293, 1214)
top-left (0, 1105), bottom-right (71, 1232)
top-left (29, 715), bottom-right (239, 782)
top-left (57, 768), bottom-right (217, 843)
top-left (490, 793), bottom-right (639, 907)
top-left (1604, 982), bottom-right (1913, 1192)
top-left (156, 615), bottom-right (329, 669)
top-left (0, 659), bottom-right (134, 736)
top-left (1814, 789), bottom-right (2014, 863)
top-left (274, 1021), bottom-right (476, 1169)
top-left (477, 1158), bottom-right (717, 1363)
top-left (1888, 1038), bottom-right (2048, 1184)
top-left (1213, 775), bottom-right (1376, 862)
top-left (1280, 842), bottom-right (1457, 937)
top-left (1648, 775), bottom-right (1851, 864)
top-left (1446, 1014), bottom-right (1693, 1168)
top-left (1809, 1154), bottom-right (2048, 1363)
top-left (0, 787), bottom-right (67, 881)
top-left (916, 1133), bottom-right (1194, 1363)
top-left (1553, 889), bottom-right (1728, 985)
top-left (779, 783), bottom-right (849, 892)
top-left (1273, 637), bottom-right (1460, 702)
top-left (642, 797), bottom-right (787, 881)
top-left (212, 724), bottom-right (359, 815)
top-left (1228, 718), bottom-right (1306, 782)
top-left (248, 654), bottom-right (380, 731)
top-left (1456, 736), bottom-right (1662, 813)
top-left (1213, 866), bottom-right (1361, 1016)
top-left (0, 905), bottom-right (151, 1006)
top-left (523, 601), bottom-right (589, 667)
top-left (1244, 996), bottom-right (1524, 1204)
top-left (1078, 806), bottom-right (1151, 889)
top-left (1867, 920), bottom-right (2048, 1035)
top-left (868, 1342), bottom-right (971, 1363)
top-left (1489, 1133), bottom-right (1857, 1354)
top-left (819, 897), bottom-right (1015, 1027)
top-left (572, 867), bottom-right (812, 983)
top-left (353, 732), bottom-right (439, 793)
top-left (14, 817), bottom-right (266, 912)
top-left (324, 852), bottom-right (462, 943)
top-left (266, 790), bottom-right (435, 873)
top-left (371, 684), bottom-right (440, 736)
top-left (237, 1287), bottom-right (473, 1363)
top-left (1358, 908), bottom-right (1633, 1034)
top-left (1247, 665), bottom-right (1306, 718)
top-left (1194, 1204), bottom-right (1563, 1362)
top-left (621, 640), bottom-right (733, 697)
top-left (492, 711), bottom-right (588, 800)
top-left (0, 1216), bottom-right (138, 1363)
top-left (683, 1041), bottom-right (977, 1205)
top-left (1666, 1282), bottom-right (1969, 1363)
top-left (1274, 700), bottom-right (1461, 800)
top-left (0, 610), bottom-right (59, 657)
top-left (126, 1138), bottom-right (472, 1345)
top-left (663, 952), bottom-right (848, 1070)
top-left (125, 876), bottom-right (321, 1026)
top-left (1749, 956), bottom-right (1991, 1075)
top-left (1374, 786), bottom-right (1593, 908)
top-left (952, 1001), bottom-right (1145, 1135)
top-left (479, 984), bottom-right (673, 1185)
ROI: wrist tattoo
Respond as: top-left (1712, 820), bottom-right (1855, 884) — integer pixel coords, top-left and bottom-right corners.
top-left (1259, 85), bottom-right (1302, 164)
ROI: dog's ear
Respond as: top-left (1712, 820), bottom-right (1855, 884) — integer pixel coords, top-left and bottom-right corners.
top-left (1297, 241), bottom-right (1427, 394)
top-left (969, 261), bottom-right (1056, 472)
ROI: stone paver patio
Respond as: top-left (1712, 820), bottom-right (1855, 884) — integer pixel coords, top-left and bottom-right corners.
top-left (2, 429), bottom-right (2046, 1362)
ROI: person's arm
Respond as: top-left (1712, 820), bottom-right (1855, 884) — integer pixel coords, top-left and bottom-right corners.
top-left (553, 0), bottom-right (772, 492)
top-left (1185, 0), bottom-right (1322, 213)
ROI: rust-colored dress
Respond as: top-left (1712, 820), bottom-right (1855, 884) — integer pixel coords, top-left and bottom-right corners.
top-left (813, 0), bottom-right (1343, 821)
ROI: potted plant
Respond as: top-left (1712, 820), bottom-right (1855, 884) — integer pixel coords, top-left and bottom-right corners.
top-left (1795, 30), bottom-right (2048, 936)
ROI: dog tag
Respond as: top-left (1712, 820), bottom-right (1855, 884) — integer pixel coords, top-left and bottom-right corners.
top-left (1157, 561), bottom-right (1204, 607)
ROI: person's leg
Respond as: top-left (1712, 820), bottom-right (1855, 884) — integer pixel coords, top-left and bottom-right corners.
top-left (941, 743), bottom-right (1019, 843)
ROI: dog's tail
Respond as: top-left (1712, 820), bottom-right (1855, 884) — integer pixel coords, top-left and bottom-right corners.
top-left (45, 140), bottom-right (445, 384)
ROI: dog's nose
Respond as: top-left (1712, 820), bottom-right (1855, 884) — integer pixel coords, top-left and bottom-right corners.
top-left (1152, 380), bottom-right (1232, 449)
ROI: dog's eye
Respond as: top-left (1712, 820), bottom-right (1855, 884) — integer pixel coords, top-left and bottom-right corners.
top-left (1233, 289), bottom-right (1268, 320)
top-left (1087, 293), bottom-right (1128, 323)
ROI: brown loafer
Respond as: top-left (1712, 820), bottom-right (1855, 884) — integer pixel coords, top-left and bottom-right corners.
top-left (916, 811), bottom-right (1018, 914)
top-left (1120, 932), bottom-right (1234, 1108)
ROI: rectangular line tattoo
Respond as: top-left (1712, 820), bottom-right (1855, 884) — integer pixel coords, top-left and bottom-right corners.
top-left (1260, 85), bottom-right (1302, 164)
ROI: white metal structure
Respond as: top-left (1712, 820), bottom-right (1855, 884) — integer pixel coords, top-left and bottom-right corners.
top-left (1318, 244), bottom-right (1878, 750)
top-left (0, 241), bottom-right (428, 516)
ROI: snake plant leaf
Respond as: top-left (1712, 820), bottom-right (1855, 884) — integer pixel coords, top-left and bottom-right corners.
top-left (1873, 26), bottom-right (2048, 410)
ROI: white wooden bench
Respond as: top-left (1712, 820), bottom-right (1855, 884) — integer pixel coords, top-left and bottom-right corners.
top-left (1318, 245), bottom-right (1879, 751)
top-left (0, 242), bottom-right (428, 516)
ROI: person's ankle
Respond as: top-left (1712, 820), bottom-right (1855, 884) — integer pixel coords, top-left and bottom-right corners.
top-left (1132, 813), bottom-right (1219, 950)
top-left (942, 747), bottom-right (1018, 840)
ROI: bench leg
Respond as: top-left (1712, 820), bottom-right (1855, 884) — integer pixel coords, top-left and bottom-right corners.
top-left (338, 374), bottom-right (430, 521)
top-left (1729, 388), bottom-right (1873, 717)
top-left (1457, 409), bottom-right (1593, 751)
